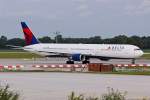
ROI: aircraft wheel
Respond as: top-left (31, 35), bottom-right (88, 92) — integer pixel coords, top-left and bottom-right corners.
top-left (66, 60), bottom-right (74, 64)
top-left (82, 60), bottom-right (90, 64)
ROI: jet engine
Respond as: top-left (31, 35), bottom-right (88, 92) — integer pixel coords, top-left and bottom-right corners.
top-left (71, 54), bottom-right (84, 61)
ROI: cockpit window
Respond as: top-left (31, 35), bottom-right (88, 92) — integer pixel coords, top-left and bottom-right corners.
top-left (134, 48), bottom-right (141, 50)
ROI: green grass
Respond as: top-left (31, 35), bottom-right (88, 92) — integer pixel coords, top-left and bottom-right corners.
top-left (140, 49), bottom-right (150, 59)
top-left (0, 52), bottom-right (42, 58)
top-left (142, 49), bottom-right (150, 59)
top-left (142, 54), bottom-right (150, 59)
top-left (0, 49), bottom-right (25, 52)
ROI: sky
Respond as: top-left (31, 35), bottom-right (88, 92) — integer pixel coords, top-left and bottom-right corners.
top-left (0, 0), bottom-right (150, 39)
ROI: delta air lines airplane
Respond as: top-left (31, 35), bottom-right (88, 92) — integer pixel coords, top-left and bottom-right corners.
top-left (20, 22), bottom-right (143, 64)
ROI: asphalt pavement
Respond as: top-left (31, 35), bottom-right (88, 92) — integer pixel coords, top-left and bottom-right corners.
top-left (0, 72), bottom-right (150, 100)
top-left (0, 58), bottom-right (149, 65)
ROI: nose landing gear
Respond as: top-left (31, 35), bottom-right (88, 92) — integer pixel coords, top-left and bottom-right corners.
top-left (131, 59), bottom-right (135, 64)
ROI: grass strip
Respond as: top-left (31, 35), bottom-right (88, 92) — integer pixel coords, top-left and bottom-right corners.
top-left (0, 52), bottom-right (42, 58)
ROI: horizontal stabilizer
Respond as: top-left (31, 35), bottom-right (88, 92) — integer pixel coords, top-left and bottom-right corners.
top-left (6, 45), bottom-right (23, 50)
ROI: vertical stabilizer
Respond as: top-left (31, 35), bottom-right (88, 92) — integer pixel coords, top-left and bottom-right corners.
top-left (21, 22), bottom-right (39, 45)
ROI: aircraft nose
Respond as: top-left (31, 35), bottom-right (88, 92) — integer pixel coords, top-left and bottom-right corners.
top-left (135, 50), bottom-right (144, 57)
top-left (140, 50), bottom-right (144, 56)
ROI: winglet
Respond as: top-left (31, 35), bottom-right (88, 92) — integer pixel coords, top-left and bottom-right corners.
top-left (21, 22), bottom-right (39, 45)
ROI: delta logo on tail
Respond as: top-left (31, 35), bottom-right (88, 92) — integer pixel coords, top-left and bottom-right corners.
top-left (21, 22), bottom-right (39, 45)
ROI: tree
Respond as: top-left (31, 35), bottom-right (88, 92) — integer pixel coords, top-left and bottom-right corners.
top-left (112, 35), bottom-right (128, 44)
top-left (141, 36), bottom-right (150, 49)
top-left (127, 36), bottom-right (144, 48)
top-left (0, 36), bottom-right (7, 49)
top-left (38, 36), bottom-right (54, 43)
top-left (55, 34), bottom-right (63, 43)
top-left (0, 34), bottom-right (150, 49)
top-left (7, 38), bottom-right (25, 46)
top-left (88, 36), bottom-right (102, 44)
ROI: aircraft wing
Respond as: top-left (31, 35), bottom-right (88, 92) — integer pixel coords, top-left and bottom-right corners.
top-left (38, 51), bottom-right (93, 56)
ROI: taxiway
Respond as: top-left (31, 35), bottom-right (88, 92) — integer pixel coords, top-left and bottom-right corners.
top-left (0, 58), bottom-right (149, 65)
top-left (0, 72), bottom-right (150, 100)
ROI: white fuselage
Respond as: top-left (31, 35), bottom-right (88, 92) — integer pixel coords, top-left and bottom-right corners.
top-left (23, 43), bottom-right (143, 59)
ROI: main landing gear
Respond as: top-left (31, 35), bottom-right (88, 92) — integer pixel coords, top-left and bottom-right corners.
top-left (66, 60), bottom-right (90, 64)
top-left (66, 57), bottom-right (90, 64)
top-left (82, 60), bottom-right (90, 64)
top-left (82, 57), bottom-right (90, 64)
top-left (66, 57), bottom-right (74, 64)
top-left (66, 60), bottom-right (74, 64)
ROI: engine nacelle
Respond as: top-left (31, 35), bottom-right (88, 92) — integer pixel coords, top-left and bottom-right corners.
top-left (71, 54), bottom-right (84, 61)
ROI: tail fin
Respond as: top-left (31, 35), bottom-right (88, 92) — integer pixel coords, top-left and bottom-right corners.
top-left (21, 22), bottom-right (39, 45)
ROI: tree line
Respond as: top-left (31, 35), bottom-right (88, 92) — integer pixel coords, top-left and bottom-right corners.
top-left (0, 35), bottom-right (150, 49)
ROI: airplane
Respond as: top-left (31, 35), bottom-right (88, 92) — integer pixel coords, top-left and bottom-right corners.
top-left (20, 22), bottom-right (143, 64)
